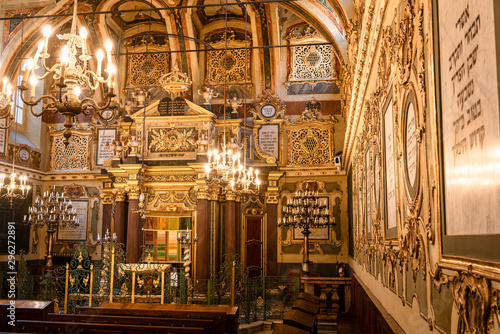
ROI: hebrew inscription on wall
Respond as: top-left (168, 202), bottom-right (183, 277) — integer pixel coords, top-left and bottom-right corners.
top-left (439, 0), bottom-right (500, 235)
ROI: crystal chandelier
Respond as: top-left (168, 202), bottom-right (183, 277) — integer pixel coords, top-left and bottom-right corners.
top-left (24, 186), bottom-right (79, 268)
top-left (17, 0), bottom-right (117, 146)
top-left (278, 185), bottom-right (335, 276)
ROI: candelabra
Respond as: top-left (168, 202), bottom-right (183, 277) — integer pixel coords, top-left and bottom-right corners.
top-left (0, 172), bottom-right (31, 204)
top-left (177, 230), bottom-right (198, 304)
top-left (278, 187), bottom-right (335, 276)
top-left (17, 0), bottom-right (118, 146)
top-left (94, 228), bottom-right (117, 245)
top-left (23, 187), bottom-right (79, 269)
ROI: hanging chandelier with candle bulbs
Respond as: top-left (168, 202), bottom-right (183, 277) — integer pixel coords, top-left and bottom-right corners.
top-left (0, 77), bottom-right (31, 205)
top-left (17, 0), bottom-right (118, 146)
top-left (0, 173), bottom-right (30, 202)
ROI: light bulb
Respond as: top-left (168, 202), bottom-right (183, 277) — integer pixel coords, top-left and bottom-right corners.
top-left (80, 27), bottom-right (87, 39)
top-left (74, 86), bottom-right (81, 97)
top-left (96, 50), bottom-right (104, 61)
top-left (2, 77), bottom-right (7, 86)
top-left (26, 58), bottom-right (34, 70)
top-left (61, 45), bottom-right (69, 64)
top-left (107, 63), bottom-right (116, 74)
top-left (29, 76), bottom-right (37, 86)
top-left (105, 39), bottom-right (112, 52)
top-left (43, 26), bottom-right (52, 37)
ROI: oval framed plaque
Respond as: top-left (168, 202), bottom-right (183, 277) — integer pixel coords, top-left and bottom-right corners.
top-left (402, 89), bottom-right (419, 200)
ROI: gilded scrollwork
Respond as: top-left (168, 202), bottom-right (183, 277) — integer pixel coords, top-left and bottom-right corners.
top-left (147, 190), bottom-right (197, 212)
top-left (144, 175), bottom-right (196, 182)
top-left (453, 267), bottom-right (496, 334)
top-left (148, 127), bottom-right (197, 153)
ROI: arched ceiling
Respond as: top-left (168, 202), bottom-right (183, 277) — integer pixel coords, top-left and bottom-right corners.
top-left (0, 0), bottom-right (353, 87)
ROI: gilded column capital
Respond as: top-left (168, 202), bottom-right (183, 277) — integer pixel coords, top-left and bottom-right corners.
top-left (100, 192), bottom-right (114, 205)
top-left (265, 192), bottom-right (280, 205)
top-left (126, 187), bottom-right (141, 200)
top-left (195, 185), bottom-right (210, 200)
top-left (225, 190), bottom-right (236, 201)
top-left (208, 191), bottom-right (219, 201)
top-left (114, 190), bottom-right (127, 202)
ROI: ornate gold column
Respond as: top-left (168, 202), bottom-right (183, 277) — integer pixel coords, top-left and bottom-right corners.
top-left (100, 192), bottom-right (114, 237)
top-left (195, 185), bottom-right (211, 280)
top-left (114, 190), bottom-right (127, 245)
top-left (126, 188), bottom-right (142, 263)
top-left (265, 171), bottom-right (284, 276)
top-left (225, 190), bottom-right (238, 256)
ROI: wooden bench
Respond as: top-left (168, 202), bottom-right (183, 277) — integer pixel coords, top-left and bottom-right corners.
top-left (76, 303), bottom-right (239, 334)
top-left (291, 298), bottom-right (319, 316)
top-left (298, 292), bottom-right (320, 305)
top-left (272, 323), bottom-right (309, 334)
top-left (0, 299), bottom-right (54, 332)
top-left (14, 319), bottom-right (205, 334)
top-left (283, 309), bottom-right (317, 333)
top-left (47, 313), bottom-right (214, 332)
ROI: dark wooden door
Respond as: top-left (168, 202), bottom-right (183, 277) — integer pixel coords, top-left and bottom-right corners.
top-left (245, 216), bottom-right (263, 277)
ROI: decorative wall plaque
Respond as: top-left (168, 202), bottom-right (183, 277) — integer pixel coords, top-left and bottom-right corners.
top-left (365, 148), bottom-right (372, 236)
top-left (96, 128), bottom-right (116, 166)
top-left (260, 104), bottom-right (276, 118)
top-left (57, 200), bottom-right (88, 241)
top-left (383, 97), bottom-right (398, 236)
top-left (18, 147), bottom-right (30, 162)
top-left (0, 118), bottom-right (5, 155)
top-left (257, 124), bottom-right (279, 159)
top-left (436, 0), bottom-right (500, 261)
top-left (158, 97), bottom-right (170, 115)
top-left (373, 146), bottom-right (381, 210)
top-left (403, 91), bottom-right (419, 199)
